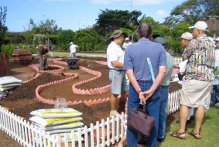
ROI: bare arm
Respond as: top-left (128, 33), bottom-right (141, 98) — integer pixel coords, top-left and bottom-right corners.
top-left (111, 61), bottom-right (123, 68)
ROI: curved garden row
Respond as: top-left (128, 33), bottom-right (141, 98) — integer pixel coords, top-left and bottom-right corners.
top-left (26, 58), bottom-right (111, 106)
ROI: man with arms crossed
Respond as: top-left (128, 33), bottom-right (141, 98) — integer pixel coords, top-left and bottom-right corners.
top-left (107, 30), bottom-right (128, 117)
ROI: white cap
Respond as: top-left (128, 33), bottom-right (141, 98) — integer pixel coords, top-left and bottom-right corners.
top-left (125, 37), bottom-right (129, 41)
top-left (189, 21), bottom-right (208, 31)
top-left (181, 32), bottom-right (193, 40)
top-left (216, 37), bottom-right (219, 42)
top-left (70, 42), bottom-right (74, 45)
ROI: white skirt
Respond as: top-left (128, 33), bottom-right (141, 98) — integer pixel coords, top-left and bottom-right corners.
top-left (180, 80), bottom-right (212, 110)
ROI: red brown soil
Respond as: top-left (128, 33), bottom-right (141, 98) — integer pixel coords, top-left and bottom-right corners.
top-left (0, 57), bottom-right (181, 146)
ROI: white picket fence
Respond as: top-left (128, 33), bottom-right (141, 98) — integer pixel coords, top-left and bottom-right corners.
top-left (0, 90), bottom-right (181, 147)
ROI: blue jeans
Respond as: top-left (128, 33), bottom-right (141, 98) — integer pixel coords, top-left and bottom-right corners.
top-left (158, 85), bottom-right (169, 139)
top-left (126, 82), bottom-right (160, 147)
top-left (213, 84), bottom-right (219, 103)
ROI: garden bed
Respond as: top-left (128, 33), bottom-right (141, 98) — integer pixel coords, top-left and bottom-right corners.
top-left (0, 57), bottom-right (181, 146)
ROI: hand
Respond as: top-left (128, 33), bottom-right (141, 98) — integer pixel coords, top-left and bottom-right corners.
top-left (143, 89), bottom-right (154, 101)
top-left (139, 91), bottom-right (146, 104)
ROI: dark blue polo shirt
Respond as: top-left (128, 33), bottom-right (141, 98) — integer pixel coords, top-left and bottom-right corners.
top-left (123, 38), bottom-right (166, 81)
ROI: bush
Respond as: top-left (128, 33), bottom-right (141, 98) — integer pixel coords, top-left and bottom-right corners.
top-left (57, 30), bottom-right (74, 51)
top-left (74, 28), bottom-right (106, 52)
top-left (1, 43), bottom-right (36, 56)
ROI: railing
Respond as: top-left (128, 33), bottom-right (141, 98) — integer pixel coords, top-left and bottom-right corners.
top-left (0, 90), bottom-right (181, 147)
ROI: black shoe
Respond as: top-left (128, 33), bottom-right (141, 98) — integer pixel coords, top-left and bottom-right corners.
top-left (186, 119), bottom-right (192, 125)
top-left (157, 137), bottom-right (165, 142)
top-left (190, 116), bottom-right (195, 121)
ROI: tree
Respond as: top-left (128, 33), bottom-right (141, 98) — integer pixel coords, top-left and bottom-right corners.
top-left (164, 0), bottom-right (219, 27)
top-left (57, 30), bottom-right (75, 51)
top-left (94, 9), bottom-right (142, 37)
top-left (73, 28), bottom-right (105, 51)
top-left (140, 15), bottom-right (171, 37)
top-left (33, 34), bottom-right (46, 46)
top-left (29, 18), bottom-right (60, 35)
top-left (0, 6), bottom-right (8, 53)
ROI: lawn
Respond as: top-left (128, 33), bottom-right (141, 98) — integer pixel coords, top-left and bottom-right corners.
top-left (48, 51), bottom-right (69, 57)
top-left (48, 51), bottom-right (107, 58)
top-left (159, 106), bottom-right (219, 147)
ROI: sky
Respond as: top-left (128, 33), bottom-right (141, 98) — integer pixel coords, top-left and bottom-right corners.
top-left (1, 0), bottom-right (186, 32)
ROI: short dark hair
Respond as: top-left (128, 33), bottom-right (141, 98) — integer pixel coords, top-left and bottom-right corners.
top-left (136, 23), bottom-right (152, 38)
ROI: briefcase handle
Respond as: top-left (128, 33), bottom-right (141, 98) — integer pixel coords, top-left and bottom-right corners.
top-left (137, 104), bottom-right (145, 111)
top-left (136, 104), bottom-right (149, 116)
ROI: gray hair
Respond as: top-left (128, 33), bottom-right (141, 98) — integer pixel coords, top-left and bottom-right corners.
top-left (136, 23), bottom-right (152, 38)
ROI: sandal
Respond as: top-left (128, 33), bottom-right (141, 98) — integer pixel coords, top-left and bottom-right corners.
top-left (188, 130), bottom-right (201, 139)
top-left (170, 130), bottom-right (186, 139)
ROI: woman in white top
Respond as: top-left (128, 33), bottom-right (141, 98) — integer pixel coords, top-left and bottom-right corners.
top-left (213, 37), bottom-right (219, 106)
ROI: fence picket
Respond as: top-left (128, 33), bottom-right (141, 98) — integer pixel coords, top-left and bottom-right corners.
top-left (106, 118), bottom-right (110, 146)
top-left (90, 123), bottom-right (94, 147)
top-left (84, 126), bottom-right (88, 147)
top-left (96, 121), bottom-right (100, 147)
top-left (101, 119), bottom-right (105, 147)
top-left (111, 116), bottom-right (115, 145)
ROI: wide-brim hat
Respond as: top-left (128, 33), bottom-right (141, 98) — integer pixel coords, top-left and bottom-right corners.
top-left (108, 30), bottom-right (125, 40)
top-left (154, 37), bottom-right (166, 45)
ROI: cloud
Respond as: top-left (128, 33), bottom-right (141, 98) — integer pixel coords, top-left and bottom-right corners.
top-left (43, 0), bottom-right (74, 2)
top-left (132, 0), bottom-right (169, 5)
top-left (90, 0), bottom-right (124, 5)
top-left (156, 10), bottom-right (168, 17)
top-left (91, 0), bottom-right (174, 5)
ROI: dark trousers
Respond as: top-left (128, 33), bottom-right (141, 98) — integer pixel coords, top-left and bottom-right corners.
top-left (126, 83), bottom-right (160, 147)
top-left (158, 85), bottom-right (169, 139)
top-left (213, 84), bottom-right (219, 103)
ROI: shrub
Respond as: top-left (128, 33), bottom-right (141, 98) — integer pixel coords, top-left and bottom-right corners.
top-left (74, 28), bottom-right (106, 52)
top-left (1, 43), bottom-right (36, 56)
top-left (57, 30), bottom-right (74, 51)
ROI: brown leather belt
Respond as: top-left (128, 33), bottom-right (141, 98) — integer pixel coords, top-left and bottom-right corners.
top-left (137, 80), bottom-right (152, 83)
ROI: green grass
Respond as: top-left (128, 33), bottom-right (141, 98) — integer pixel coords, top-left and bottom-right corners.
top-left (159, 106), bottom-right (219, 147)
top-left (47, 51), bottom-right (107, 58)
top-left (48, 51), bottom-right (70, 58)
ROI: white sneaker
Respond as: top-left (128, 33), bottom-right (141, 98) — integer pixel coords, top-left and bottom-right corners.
top-left (110, 110), bottom-right (118, 117)
top-left (215, 103), bottom-right (219, 107)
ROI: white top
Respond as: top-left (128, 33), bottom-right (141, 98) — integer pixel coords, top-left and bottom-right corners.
top-left (215, 49), bottom-right (219, 67)
top-left (107, 41), bottom-right (124, 69)
top-left (70, 44), bottom-right (78, 54)
top-left (122, 42), bottom-right (132, 50)
top-left (213, 49), bottom-right (219, 85)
